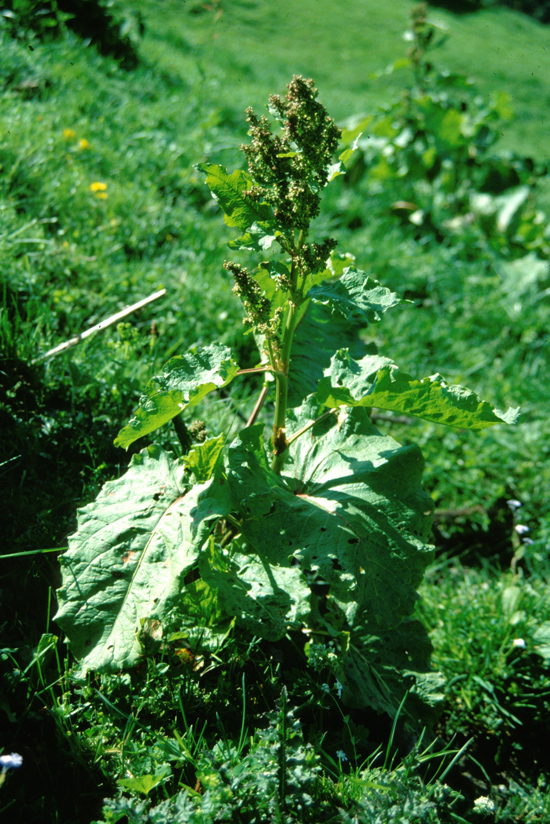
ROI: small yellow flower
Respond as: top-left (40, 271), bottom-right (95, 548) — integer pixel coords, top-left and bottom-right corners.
top-left (89, 182), bottom-right (108, 198)
top-left (78, 138), bottom-right (90, 150)
top-left (63, 128), bottom-right (76, 140)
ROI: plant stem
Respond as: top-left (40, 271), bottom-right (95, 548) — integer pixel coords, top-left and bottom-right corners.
top-left (173, 414), bottom-right (192, 453)
top-left (246, 383), bottom-right (270, 427)
top-left (270, 231), bottom-right (307, 474)
top-left (285, 408), bottom-right (338, 447)
top-left (271, 299), bottom-right (300, 474)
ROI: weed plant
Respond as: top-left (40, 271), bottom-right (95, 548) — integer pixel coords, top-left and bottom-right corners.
top-left (50, 72), bottom-right (519, 823)
top-left (1, 4), bottom-right (550, 823)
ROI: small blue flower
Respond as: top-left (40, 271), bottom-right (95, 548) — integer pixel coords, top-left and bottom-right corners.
top-left (321, 683), bottom-right (330, 693)
top-left (0, 753), bottom-right (23, 771)
top-left (335, 680), bottom-right (343, 699)
top-left (336, 749), bottom-right (348, 762)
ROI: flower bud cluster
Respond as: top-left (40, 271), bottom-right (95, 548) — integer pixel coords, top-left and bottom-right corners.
top-left (298, 238), bottom-right (338, 278)
top-left (241, 76), bottom-right (341, 232)
top-left (224, 261), bottom-right (281, 343)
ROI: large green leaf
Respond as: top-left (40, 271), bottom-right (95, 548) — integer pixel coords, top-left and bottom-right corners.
top-left (316, 349), bottom-right (519, 429)
top-left (115, 343), bottom-right (239, 450)
top-left (287, 300), bottom-right (375, 409)
top-left (55, 446), bottom-right (231, 672)
top-left (342, 621), bottom-right (445, 725)
top-left (308, 267), bottom-right (402, 324)
top-left (197, 163), bottom-right (273, 231)
top-left (200, 538), bottom-right (310, 641)
top-left (227, 406), bottom-right (434, 630)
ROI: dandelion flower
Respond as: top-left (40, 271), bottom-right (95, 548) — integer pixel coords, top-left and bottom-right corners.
top-left (63, 128), bottom-right (76, 140)
top-left (90, 181), bottom-right (108, 199)
top-left (78, 138), bottom-right (90, 150)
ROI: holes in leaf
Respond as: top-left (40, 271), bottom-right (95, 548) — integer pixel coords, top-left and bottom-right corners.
top-left (347, 538), bottom-right (358, 545)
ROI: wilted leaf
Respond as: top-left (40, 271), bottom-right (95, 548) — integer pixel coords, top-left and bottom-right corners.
top-left (288, 301), bottom-right (375, 409)
top-left (343, 620), bottom-right (444, 723)
top-left (228, 221), bottom-right (280, 251)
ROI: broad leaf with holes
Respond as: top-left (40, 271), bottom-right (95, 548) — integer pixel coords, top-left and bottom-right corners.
top-left (226, 404), bottom-right (434, 630)
top-left (199, 536), bottom-right (310, 641)
top-left (55, 446), bottom-right (231, 672)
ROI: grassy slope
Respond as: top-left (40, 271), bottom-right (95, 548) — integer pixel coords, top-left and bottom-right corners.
top-left (137, 0), bottom-right (550, 157)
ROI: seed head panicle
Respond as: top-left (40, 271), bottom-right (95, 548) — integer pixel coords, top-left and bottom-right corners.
top-left (241, 75), bottom-right (341, 232)
top-left (224, 261), bottom-right (273, 332)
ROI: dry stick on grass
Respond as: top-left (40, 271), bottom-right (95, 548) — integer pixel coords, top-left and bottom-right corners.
top-left (32, 289), bottom-right (167, 364)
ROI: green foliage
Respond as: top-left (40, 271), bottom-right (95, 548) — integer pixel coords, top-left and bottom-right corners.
top-left (56, 76), bottom-right (515, 735)
top-left (452, 0), bottom-right (550, 25)
top-left (340, 3), bottom-right (549, 259)
top-left (0, 0), bottom-right (143, 66)
top-left (114, 344), bottom-right (240, 450)
top-left (92, 692), bottom-right (463, 823)
top-left (421, 563), bottom-right (550, 763)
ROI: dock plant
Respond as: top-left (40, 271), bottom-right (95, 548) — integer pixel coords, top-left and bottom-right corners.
top-left (55, 76), bottom-right (518, 724)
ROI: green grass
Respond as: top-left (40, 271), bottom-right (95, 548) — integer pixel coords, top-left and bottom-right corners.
top-left (2, 2), bottom-right (550, 822)
top-left (136, 0), bottom-right (550, 158)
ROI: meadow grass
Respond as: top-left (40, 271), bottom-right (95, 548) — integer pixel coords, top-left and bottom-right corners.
top-left (136, 0), bottom-right (550, 157)
top-left (1, 2), bottom-right (550, 821)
